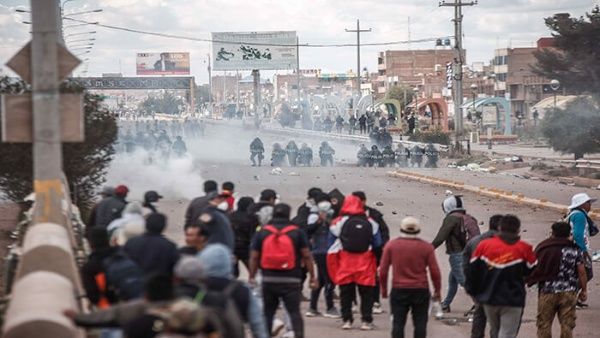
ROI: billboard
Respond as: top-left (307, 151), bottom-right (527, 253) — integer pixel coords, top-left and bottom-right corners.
top-left (212, 31), bottom-right (297, 71)
top-left (136, 52), bottom-right (190, 75)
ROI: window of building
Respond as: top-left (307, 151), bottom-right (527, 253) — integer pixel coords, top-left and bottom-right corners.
top-left (496, 73), bottom-right (507, 82)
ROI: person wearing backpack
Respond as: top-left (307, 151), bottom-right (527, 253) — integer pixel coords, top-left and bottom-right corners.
top-left (565, 193), bottom-right (597, 308)
top-left (432, 195), bottom-right (480, 313)
top-left (327, 194), bottom-right (383, 331)
top-left (249, 203), bottom-right (317, 338)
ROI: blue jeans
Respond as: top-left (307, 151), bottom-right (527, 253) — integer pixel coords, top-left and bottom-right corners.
top-left (443, 253), bottom-right (465, 307)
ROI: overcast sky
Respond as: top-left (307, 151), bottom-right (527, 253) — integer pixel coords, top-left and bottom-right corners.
top-left (0, 0), bottom-right (597, 83)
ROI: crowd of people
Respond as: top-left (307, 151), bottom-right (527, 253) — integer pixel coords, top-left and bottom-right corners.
top-left (249, 138), bottom-right (336, 168)
top-left (116, 119), bottom-right (206, 161)
top-left (68, 180), bottom-right (595, 338)
top-left (357, 143), bottom-right (438, 168)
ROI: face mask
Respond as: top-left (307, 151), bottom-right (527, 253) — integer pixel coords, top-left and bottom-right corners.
top-left (217, 201), bottom-right (229, 211)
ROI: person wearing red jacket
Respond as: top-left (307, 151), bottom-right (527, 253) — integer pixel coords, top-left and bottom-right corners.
top-left (327, 195), bottom-right (382, 331)
top-left (379, 217), bottom-right (441, 338)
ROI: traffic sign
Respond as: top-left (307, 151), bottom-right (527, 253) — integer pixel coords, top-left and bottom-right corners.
top-left (6, 42), bottom-right (81, 83)
top-left (1, 93), bottom-right (84, 143)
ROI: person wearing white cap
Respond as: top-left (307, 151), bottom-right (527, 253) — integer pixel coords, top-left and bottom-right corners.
top-left (379, 217), bottom-right (441, 338)
top-left (566, 193), bottom-right (597, 308)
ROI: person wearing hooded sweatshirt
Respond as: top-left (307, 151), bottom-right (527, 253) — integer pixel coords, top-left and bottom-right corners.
top-left (107, 201), bottom-right (146, 246)
top-left (94, 185), bottom-right (128, 228)
top-left (230, 196), bottom-right (259, 277)
top-left (379, 217), bottom-right (441, 338)
top-left (465, 215), bottom-right (537, 338)
top-left (327, 194), bottom-right (382, 331)
top-left (124, 213), bottom-right (179, 277)
top-left (292, 187), bottom-right (322, 228)
top-left (432, 195), bottom-right (480, 312)
top-left (305, 193), bottom-right (340, 319)
top-left (328, 188), bottom-right (345, 219)
top-left (527, 222), bottom-right (587, 338)
top-left (198, 244), bottom-right (269, 338)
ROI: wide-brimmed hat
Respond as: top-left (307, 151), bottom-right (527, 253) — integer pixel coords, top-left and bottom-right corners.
top-left (568, 193), bottom-right (597, 209)
top-left (400, 217), bottom-right (421, 236)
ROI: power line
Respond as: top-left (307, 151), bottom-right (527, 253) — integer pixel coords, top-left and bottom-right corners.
top-left (62, 17), bottom-right (445, 48)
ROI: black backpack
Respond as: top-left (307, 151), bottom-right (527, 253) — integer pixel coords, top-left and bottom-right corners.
top-left (103, 251), bottom-right (144, 301)
top-left (339, 215), bottom-right (373, 253)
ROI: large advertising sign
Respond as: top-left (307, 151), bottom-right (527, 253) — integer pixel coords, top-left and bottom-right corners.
top-left (136, 52), bottom-right (190, 75)
top-left (212, 31), bottom-right (297, 71)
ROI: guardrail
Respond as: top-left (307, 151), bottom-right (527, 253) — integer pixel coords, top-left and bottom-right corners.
top-left (559, 159), bottom-right (600, 170)
top-left (2, 177), bottom-right (87, 338)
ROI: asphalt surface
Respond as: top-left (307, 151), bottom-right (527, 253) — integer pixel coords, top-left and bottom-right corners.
top-left (108, 122), bottom-right (599, 337)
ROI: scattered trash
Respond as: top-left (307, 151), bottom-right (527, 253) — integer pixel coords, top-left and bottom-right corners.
top-left (466, 163), bottom-right (480, 171)
top-left (391, 211), bottom-right (398, 215)
top-left (288, 172), bottom-right (300, 176)
top-left (332, 174), bottom-right (337, 180)
top-left (375, 201), bottom-right (384, 206)
top-left (253, 175), bottom-right (260, 181)
top-left (270, 167), bottom-right (283, 175)
top-left (447, 162), bottom-right (458, 168)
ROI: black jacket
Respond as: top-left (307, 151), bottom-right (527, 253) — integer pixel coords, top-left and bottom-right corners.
top-left (230, 210), bottom-right (258, 259)
top-left (94, 196), bottom-right (126, 227)
top-left (81, 246), bottom-right (120, 305)
top-left (184, 194), bottom-right (211, 228)
top-left (124, 233), bottom-right (179, 276)
top-left (204, 206), bottom-right (235, 250)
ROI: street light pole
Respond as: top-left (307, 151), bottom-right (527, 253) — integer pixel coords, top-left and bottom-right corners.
top-left (345, 19), bottom-right (371, 112)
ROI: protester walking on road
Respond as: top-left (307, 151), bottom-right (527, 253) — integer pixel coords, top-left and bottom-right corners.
top-left (92, 185), bottom-right (128, 228)
top-left (196, 192), bottom-right (235, 250)
top-left (184, 180), bottom-right (218, 228)
top-left (305, 193), bottom-right (341, 319)
top-left (249, 203), bottom-right (317, 338)
top-left (124, 213), bottom-right (179, 277)
top-left (566, 192), bottom-right (597, 308)
top-left (327, 194), bottom-right (382, 330)
top-left (379, 217), bottom-right (441, 338)
top-left (433, 195), bottom-right (480, 313)
top-left (230, 196), bottom-right (258, 277)
top-left (465, 215), bottom-right (537, 338)
top-left (527, 221), bottom-right (588, 338)
top-left (462, 214), bottom-right (503, 338)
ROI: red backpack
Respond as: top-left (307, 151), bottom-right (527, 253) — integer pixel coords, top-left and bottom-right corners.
top-left (260, 225), bottom-right (298, 270)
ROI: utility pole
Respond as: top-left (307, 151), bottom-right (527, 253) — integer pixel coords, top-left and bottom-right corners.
top-left (345, 19), bottom-right (371, 111)
top-left (440, 0), bottom-right (477, 136)
top-left (296, 36), bottom-right (301, 105)
top-left (31, 0), bottom-right (65, 223)
top-left (207, 53), bottom-right (212, 114)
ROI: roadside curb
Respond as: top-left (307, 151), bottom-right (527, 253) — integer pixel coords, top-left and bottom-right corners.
top-left (387, 170), bottom-right (600, 221)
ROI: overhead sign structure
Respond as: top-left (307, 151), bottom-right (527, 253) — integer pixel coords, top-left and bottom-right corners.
top-left (212, 31), bottom-right (297, 71)
top-left (77, 76), bottom-right (194, 90)
top-left (136, 52), bottom-right (190, 75)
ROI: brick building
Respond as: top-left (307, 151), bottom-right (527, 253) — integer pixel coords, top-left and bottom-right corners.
top-left (493, 38), bottom-right (555, 118)
top-left (375, 48), bottom-right (457, 98)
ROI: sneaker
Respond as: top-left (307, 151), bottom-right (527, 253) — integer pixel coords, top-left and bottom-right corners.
top-left (341, 321), bottom-right (353, 330)
top-left (324, 307), bottom-right (341, 319)
top-left (360, 322), bottom-right (375, 330)
top-left (372, 302), bottom-right (384, 314)
top-left (305, 309), bottom-right (322, 317)
top-left (281, 331), bottom-right (295, 338)
top-left (441, 304), bottom-right (451, 313)
top-left (576, 301), bottom-right (589, 309)
top-left (272, 318), bottom-right (285, 336)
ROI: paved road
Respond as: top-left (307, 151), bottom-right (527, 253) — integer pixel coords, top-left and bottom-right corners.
top-left (106, 122), bottom-right (599, 337)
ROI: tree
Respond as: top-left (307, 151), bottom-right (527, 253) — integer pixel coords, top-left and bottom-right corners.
top-left (533, 7), bottom-right (600, 99)
top-left (386, 85), bottom-right (414, 108)
top-left (138, 90), bottom-right (185, 115)
top-left (0, 77), bottom-right (118, 213)
top-left (540, 97), bottom-right (600, 159)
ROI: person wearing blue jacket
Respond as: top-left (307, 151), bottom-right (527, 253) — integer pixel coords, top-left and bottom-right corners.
top-left (304, 193), bottom-right (341, 319)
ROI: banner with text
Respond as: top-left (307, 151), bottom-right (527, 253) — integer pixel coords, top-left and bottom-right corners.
top-left (136, 52), bottom-right (190, 75)
top-left (212, 31), bottom-right (297, 71)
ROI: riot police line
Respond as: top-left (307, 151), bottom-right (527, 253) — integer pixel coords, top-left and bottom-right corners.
top-left (250, 137), bottom-right (337, 167)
